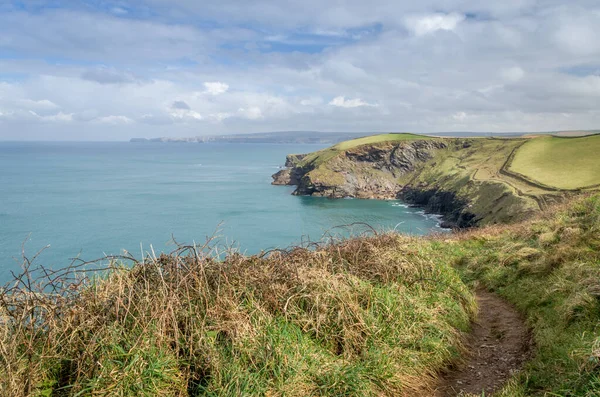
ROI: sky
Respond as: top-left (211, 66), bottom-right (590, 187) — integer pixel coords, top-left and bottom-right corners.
top-left (1, 1), bottom-right (600, 140)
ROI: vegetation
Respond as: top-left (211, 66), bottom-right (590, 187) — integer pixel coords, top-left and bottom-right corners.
top-left (508, 135), bottom-right (600, 190)
top-left (450, 193), bottom-right (600, 396)
top-left (2, 194), bottom-right (600, 396)
top-left (0, 233), bottom-right (474, 396)
top-left (298, 133), bottom-right (430, 168)
top-left (287, 133), bottom-right (600, 226)
top-left (5, 125), bottom-right (600, 395)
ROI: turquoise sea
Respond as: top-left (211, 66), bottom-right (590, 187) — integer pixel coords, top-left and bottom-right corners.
top-left (0, 142), bottom-right (445, 283)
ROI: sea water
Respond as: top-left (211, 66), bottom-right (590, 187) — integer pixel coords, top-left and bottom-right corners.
top-left (0, 142), bottom-right (445, 283)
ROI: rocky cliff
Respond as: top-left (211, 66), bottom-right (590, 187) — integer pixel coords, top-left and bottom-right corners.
top-left (272, 137), bottom-right (542, 228)
top-left (291, 140), bottom-right (447, 199)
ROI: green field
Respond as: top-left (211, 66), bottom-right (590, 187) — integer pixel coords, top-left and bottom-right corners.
top-left (509, 135), bottom-right (600, 190)
top-left (333, 133), bottom-right (429, 150)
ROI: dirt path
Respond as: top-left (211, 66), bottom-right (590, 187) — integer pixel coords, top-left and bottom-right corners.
top-left (435, 291), bottom-right (531, 396)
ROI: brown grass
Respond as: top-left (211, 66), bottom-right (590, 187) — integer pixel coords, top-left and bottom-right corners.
top-left (0, 233), bottom-right (474, 396)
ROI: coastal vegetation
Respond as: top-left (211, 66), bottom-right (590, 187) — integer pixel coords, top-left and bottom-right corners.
top-left (276, 133), bottom-right (600, 227)
top-left (1, 193), bottom-right (599, 395)
top-left (0, 233), bottom-right (475, 396)
top-left (297, 133), bottom-right (431, 168)
top-left (2, 133), bottom-right (600, 396)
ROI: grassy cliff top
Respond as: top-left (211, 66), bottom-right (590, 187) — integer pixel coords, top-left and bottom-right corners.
top-left (299, 133), bottom-right (433, 167)
top-left (295, 132), bottom-right (600, 204)
top-left (508, 134), bottom-right (600, 190)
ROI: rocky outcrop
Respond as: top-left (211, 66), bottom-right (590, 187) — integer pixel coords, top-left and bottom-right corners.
top-left (285, 154), bottom-right (308, 168)
top-left (400, 186), bottom-right (476, 228)
top-left (272, 169), bottom-right (293, 185)
top-left (290, 140), bottom-right (447, 199)
top-left (272, 138), bottom-right (538, 228)
top-left (271, 154), bottom-right (309, 186)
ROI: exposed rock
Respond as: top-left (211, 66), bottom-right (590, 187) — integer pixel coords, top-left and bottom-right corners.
top-left (272, 138), bottom-right (538, 227)
top-left (285, 154), bottom-right (308, 168)
top-left (292, 140), bottom-right (447, 199)
top-left (271, 154), bottom-right (309, 186)
top-left (271, 169), bottom-right (292, 185)
top-left (399, 186), bottom-right (477, 228)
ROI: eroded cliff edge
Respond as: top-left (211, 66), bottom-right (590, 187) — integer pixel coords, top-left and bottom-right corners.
top-left (273, 137), bottom-right (544, 228)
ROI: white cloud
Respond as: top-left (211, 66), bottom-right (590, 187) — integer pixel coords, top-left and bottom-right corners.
top-left (20, 99), bottom-right (59, 110)
top-left (203, 82), bottom-right (229, 95)
top-left (95, 115), bottom-right (134, 124)
top-left (3, 2), bottom-right (600, 140)
top-left (81, 67), bottom-right (140, 85)
top-left (29, 110), bottom-right (73, 122)
top-left (453, 111), bottom-right (468, 121)
top-left (555, 17), bottom-right (600, 56)
top-left (405, 13), bottom-right (465, 36)
top-left (170, 108), bottom-right (203, 121)
top-left (501, 67), bottom-right (525, 83)
top-left (300, 97), bottom-right (324, 106)
top-left (329, 96), bottom-right (376, 108)
top-left (238, 107), bottom-right (263, 120)
top-left (207, 112), bottom-right (233, 122)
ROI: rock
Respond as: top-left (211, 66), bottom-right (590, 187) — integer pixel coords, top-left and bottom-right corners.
top-left (285, 153), bottom-right (308, 168)
top-left (290, 140), bottom-right (448, 200)
top-left (271, 169), bottom-right (292, 185)
top-left (274, 137), bottom-right (536, 228)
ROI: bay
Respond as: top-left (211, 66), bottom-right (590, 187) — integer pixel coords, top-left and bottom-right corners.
top-left (0, 142), bottom-right (445, 283)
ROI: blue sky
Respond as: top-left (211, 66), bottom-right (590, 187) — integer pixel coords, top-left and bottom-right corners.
top-left (1, 0), bottom-right (600, 140)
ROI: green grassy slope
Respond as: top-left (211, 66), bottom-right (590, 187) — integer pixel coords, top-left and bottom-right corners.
top-left (401, 137), bottom-right (542, 225)
top-left (509, 135), bottom-right (600, 190)
top-left (292, 135), bottom-right (544, 225)
top-left (451, 194), bottom-right (600, 396)
top-left (299, 133), bottom-right (430, 168)
top-left (0, 234), bottom-right (474, 396)
top-left (2, 194), bottom-right (600, 395)
top-left (288, 133), bottom-right (600, 225)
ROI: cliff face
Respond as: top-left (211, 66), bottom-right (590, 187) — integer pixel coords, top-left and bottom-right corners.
top-left (271, 154), bottom-right (309, 186)
top-left (272, 138), bottom-right (541, 227)
top-left (292, 140), bottom-right (448, 199)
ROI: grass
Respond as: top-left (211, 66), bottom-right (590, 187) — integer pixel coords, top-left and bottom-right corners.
top-left (509, 135), bottom-right (600, 190)
top-left (436, 193), bottom-right (600, 396)
top-left (0, 232), bottom-right (474, 396)
top-left (291, 133), bottom-right (600, 224)
top-left (2, 186), bottom-right (600, 395)
top-left (298, 133), bottom-right (431, 168)
top-left (333, 133), bottom-right (431, 151)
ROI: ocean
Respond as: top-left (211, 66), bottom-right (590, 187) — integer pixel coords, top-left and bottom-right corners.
top-left (0, 142), bottom-right (445, 283)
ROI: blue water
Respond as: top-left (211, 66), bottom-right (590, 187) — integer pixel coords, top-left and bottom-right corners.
top-left (0, 142), bottom-right (445, 283)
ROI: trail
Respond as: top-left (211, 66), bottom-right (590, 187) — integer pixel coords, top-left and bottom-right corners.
top-left (435, 291), bottom-right (531, 396)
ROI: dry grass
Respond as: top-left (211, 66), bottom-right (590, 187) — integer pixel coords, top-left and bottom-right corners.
top-left (0, 232), bottom-right (474, 396)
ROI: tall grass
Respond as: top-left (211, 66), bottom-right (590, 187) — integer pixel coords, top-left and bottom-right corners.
top-left (445, 193), bottom-right (600, 396)
top-left (0, 233), bottom-right (474, 396)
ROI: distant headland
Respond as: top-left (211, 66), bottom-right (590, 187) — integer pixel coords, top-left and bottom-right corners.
top-left (130, 129), bottom-right (600, 145)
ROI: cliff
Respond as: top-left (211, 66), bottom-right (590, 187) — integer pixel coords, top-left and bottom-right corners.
top-left (271, 154), bottom-right (309, 185)
top-left (271, 134), bottom-right (585, 227)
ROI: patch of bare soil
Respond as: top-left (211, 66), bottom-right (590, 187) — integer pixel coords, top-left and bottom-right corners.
top-left (435, 290), bottom-right (531, 396)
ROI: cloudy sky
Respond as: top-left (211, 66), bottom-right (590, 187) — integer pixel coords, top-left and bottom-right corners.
top-left (1, 1), bottom-right (600, 140)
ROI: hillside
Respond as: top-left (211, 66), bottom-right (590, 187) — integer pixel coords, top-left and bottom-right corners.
top-left (1, 193), bottom-right (599, 396)
top-left (273, 133), bottom-right (600, 227)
